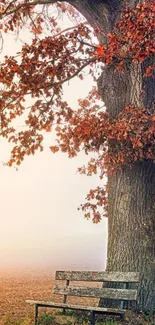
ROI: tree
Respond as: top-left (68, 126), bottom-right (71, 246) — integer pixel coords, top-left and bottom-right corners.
top-left (0, 0), bottom-right (154, 310)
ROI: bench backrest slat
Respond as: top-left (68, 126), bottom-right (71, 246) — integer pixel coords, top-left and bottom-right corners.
top-left (55, 271), bottom-right (139, 283)
top-left (54, 285), bottom-right (138, 301)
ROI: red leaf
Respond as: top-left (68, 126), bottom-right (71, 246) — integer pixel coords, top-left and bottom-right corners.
top-left (96, 45), bottom-right (105, 56)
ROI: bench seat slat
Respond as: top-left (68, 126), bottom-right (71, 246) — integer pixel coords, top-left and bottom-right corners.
top-left (25, 300), bottom-right (125, 315)
top-left (55, 271), bottom-right (139, 283)
top-left (54, 285), bottom-right (137, 301)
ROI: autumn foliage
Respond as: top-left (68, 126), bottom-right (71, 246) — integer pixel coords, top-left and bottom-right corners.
top-left (0, 0), bottom-right (154, 222)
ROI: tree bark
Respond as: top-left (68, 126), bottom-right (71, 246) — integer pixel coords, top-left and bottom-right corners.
top-left (97, 55), bottom-right (155, 309)
top-left (107, 161), bottom-right (155, 310)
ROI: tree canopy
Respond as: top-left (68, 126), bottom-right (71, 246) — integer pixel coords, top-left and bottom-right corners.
top-left (0, 0), bottom-right (154, 223)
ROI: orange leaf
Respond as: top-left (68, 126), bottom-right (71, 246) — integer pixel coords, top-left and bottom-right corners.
top-left (150, 115), bottom-right (155, 121)
top-left (96, 45), bottom-right (105, 56)
top-left (144, 66), bottom-right (153, 77)
top-left (49, 146), bottom-right (59, 153)
top-left (45, 125), bottom-right (51, 132)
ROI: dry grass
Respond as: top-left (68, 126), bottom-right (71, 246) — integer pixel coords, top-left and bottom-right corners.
top-left (0, 269), bottom-right (99, 321)
top-left (0, 270), bottom-right (54, 320)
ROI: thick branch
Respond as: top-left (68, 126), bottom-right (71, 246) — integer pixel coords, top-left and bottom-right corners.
top-left (68, 0), bottom-right (121, 32)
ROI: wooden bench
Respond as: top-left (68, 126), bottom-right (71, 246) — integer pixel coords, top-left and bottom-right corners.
top-left (26, 271), bottom-right (139, 325)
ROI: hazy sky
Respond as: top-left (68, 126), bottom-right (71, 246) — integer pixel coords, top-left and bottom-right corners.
top-left (0, 7), bottom-right (107, 272)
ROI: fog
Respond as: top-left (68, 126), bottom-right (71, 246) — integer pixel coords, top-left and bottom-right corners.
top-left (0, 8), bottom-right (108, 274)
top-left (0, 135), bottom-right (107, 272)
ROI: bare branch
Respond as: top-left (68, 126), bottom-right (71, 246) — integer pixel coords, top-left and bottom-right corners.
top-left (53, 21), bottom-right (88, 38)
top-left (1, 0), bottom-right (63, 17)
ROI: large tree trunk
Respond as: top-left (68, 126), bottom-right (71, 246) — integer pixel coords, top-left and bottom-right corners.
top-left (107, 161), bottom-right (155, 310)
top-left (97, 53), bottom-right (155, 309)
top-left (97, 60), bottom-right (154, 312)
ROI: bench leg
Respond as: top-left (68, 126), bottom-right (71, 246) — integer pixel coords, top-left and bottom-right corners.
top-left (90, 311), bottom-right (95, 325)
top-left (62, 308), bottom-right (66, 314)
top-left (120, 313), bottom-right (125, 321)
top-left (34, 304), bottom-right (39, 325)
